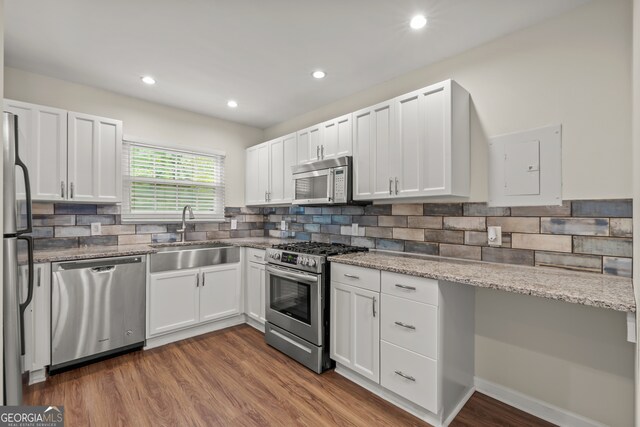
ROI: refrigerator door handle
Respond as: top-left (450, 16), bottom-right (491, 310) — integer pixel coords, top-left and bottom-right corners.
top-left (15, 145), bottom-right (32, 236)
top-left (18, 235), bottom-right (34, 356)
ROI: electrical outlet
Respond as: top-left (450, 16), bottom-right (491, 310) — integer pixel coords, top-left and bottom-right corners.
top-left (230, 219), bottom-right (237, 230)
top-left (351, 223), bottom-right (359, 235)
top-left (281, 220), bottom-right (287, 231)
top-left (488, 226), bottom-right (502, 247)
top-left (91, 222), bottom-right (102, 236)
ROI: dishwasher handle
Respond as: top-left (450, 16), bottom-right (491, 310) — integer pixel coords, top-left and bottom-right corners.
top-left (55, 256), bottom-right (143, 271)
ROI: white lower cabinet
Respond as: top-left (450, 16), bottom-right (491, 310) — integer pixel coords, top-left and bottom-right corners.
top-left (148, 263), bottom-right (242, 337)
top-left (20, 263), bottom-right (51, 384)
top-left (381, 340), bottom-right (438, 413)
top-left (149, 269), bottom-right (201, 335)
top-left (244, 248), bottom-right (267, 326)
top-left (199, 264), bottom-right (242, 322)
top-left (331, 265), bottom-right (475, 426)
top-left (330, 267), bottom-right (381, 383)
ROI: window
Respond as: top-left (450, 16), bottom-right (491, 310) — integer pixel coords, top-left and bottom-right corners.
top-left (122, 141), bottom-right (225, 221)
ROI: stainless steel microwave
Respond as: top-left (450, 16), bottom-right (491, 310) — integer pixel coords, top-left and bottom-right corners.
top-left (291, 156), bottom-right (352, 205)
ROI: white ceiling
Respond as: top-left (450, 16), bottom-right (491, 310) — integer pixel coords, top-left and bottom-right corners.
top-left (5, 0), bottom-right (589, 129)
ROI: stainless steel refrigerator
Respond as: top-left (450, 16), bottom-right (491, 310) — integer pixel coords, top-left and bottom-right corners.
top-left (3, 112), bottom-right (34, 405)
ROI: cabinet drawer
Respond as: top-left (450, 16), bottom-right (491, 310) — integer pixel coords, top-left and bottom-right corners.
top-left (381, 294), bottom-right (437, 359)
top-left (381, 271), bottom-right (438, 306)
top-left (246, 248), bottom-right (266, 264)
top-left (331, 264), bottom-right (380, 292)
top-left (381, 340), bottom-right (438, 413)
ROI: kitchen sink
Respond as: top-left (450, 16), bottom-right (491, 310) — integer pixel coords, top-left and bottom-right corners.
top-left (151, 242), bottom-right (233, 252)
top-left (149, 243), bottom-right (240, 273)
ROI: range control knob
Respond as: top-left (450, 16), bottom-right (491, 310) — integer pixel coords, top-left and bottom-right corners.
top-left (274, 253), bottom-right (281, 260)
top-left (307, 259), bottom-right (317, 267)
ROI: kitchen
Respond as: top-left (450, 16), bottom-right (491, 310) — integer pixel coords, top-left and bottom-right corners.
top-left (0, 0), bottom-right (638, 426)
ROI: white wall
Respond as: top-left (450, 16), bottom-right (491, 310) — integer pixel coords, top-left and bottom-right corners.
top-left (265, 0), bottom-right (632, 202)
top-left (265, 1), bottom-right (635, 425)
top-left (3, 67), bottom-right (264, 207)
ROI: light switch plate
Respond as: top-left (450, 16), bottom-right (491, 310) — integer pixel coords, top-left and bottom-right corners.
top-left (230, 219), bottom-right (237, 230)
top-left (91, 222), bottom-right (102, 236)
top-left (281, 220), bottom-right (287, 231)
top-left (488, 226), bottom-right (502, 247)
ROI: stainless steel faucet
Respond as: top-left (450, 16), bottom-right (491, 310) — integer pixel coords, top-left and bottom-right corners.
top-left (177, 205), bottom-right (195, 242)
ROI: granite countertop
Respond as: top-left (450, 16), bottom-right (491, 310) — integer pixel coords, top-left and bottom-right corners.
top-left (328, 251), bottom-right (636, 313)
top-left (32, 237), bottom-right (296, 263)
top-left (33, 244), bottom-right (157, 263)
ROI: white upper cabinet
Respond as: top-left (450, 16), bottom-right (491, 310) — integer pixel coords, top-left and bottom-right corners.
top-left (297, 125), bottom-right (321, 164)
top-left (354, 79), bottom-right (469, 201)
top-left (5, 100), bottom-right (68, 201)
top-left (4, 100), bottom-right (123, 203)
top-left (353, 101), bottom-right (395, 200)
top-left (245, 134), bottom-right (297, 206)
top-left (67, 112), bottom-right (122, 203)
top-left (320, 113), bottom-right (352, 160)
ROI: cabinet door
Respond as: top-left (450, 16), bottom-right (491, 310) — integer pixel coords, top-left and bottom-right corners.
top-left (330, 281), bottom-right (380, 382)
top-left (245, 147), bottom-right (261, 205)
top-left (418, 82), bottom-right (449, 195)
top-left (247, 261), bottom-right (265, 323)
top-left (67, 112), bottom-right (122, 203)
top-left (257, 143), bottom-right (270, 203)
top-left (393, 90), bottom-right (422, 198)
top-left (352, 285), bottom-right (380, 382)
top-left (268, 138), bottom-right (285, 203)
top-left (282, 133), bottom-right (297, 202)
top-left (20, 263), bottom-right (51, 373)
top-left (322, 114), bottom-right (352, 159)
top-left (297, 125), bottom-right (321, 163)
top-left (148, 269), bottom-right (200, 336)
top-left (352, 102), bottom-right (395, 200)
top-left (4, 100), bottom-right (67, 201)
top-left (199, 264), bottom-right (242, 322)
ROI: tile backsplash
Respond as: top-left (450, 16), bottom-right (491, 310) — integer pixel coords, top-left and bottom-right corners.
top-left (262, 199), bottom-right (633, 278)
top-left (28, 199), bottom-right (632, 277)
top-left (29, 203), bottom-right (265, 250)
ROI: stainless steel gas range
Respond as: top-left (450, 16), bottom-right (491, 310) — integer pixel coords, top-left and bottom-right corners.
top-left (264, 242), bottom-right (368, 373)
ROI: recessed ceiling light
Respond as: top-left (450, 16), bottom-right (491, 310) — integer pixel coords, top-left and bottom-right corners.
top-left (410, 15), bottom-right (427, 30)
top-left (141, 76), bottom-right (156, 85)
top-left (227, 100), bottom-right (238, 108)
top-left (312, 70), bottom-right (326, 79)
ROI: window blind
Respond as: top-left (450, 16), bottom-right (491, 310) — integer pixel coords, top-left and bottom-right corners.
top-left (122, 141), bottom-right (225, 221)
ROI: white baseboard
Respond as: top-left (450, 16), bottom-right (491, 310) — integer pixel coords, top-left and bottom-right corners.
top-left (144, 315), bottom-right (246, 349)
top-left (335, 364), bottom-right (443, 426)
top-left (442, 386), bottom-right (475, 426)
top-left (245, 316), bottom-right (266, 333)
top-left (28, 368), bottom-right (47, 385)
top-left (474, 377), bottom-right (607, 427)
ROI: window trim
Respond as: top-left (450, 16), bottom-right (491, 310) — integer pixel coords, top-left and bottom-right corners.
top-left (121, 137), bottom-right (226, 223)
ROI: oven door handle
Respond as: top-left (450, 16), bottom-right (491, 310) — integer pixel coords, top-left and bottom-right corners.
top-left (266, 266), bottom-right (319, 284)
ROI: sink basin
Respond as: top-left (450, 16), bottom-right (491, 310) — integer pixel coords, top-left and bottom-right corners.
top-left (149, 243), bottom-right (240, 273)
top-left (151, 242), bottom-right (233, 252)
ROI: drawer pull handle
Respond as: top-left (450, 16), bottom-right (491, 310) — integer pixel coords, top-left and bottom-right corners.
top-left (395, 284), bottom-right (416, 291)
top-left (253, 254), bottom-right (263, 259)
top-left (394, 371), bottom-right (416, 382)
top-left (394, 321), bottom-right (416, 330)
top-left (344, 274), bottom-right (360, 279)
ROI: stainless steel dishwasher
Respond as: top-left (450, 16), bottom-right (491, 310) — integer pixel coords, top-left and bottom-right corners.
top-left (50, 255), bottom-right (146, 372)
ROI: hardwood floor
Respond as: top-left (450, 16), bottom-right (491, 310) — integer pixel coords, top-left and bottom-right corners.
top-left (25, 325), bottom-right (554, 426)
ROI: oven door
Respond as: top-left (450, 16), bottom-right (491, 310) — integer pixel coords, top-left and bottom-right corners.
top-left (292, 169), bottom-right (334, 205)
top-left (265, 265), bottom-right (322, 345)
